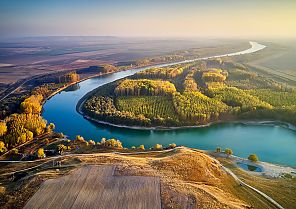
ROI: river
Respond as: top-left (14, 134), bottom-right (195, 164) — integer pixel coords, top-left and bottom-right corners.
top-left (42, 41), bottom-right (296, 166)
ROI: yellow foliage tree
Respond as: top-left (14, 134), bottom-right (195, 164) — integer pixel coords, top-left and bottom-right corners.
top-left (37, 148), bottom-right (45, 158)
top-left (0, 141), bottom-right (7, 153)
top-left (0, 122), bottom-right (7, 136)
top-left (20, 95), bottom-right (43, 114)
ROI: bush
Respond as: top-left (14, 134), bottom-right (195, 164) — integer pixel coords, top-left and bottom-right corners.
top-left (89, 140), bottom-right (96, 146)
top-left (46, 123), bottom-right (55, 133)
top-left (0, 141), bottom-right (7, 153)
top-left (11, 148), bottom-right (18, 155)
top-left (138, 145), bottom-right (145, 150)
top-left (153, 144), bottom-right (163, 150)
top-left (0, 122), bottom-right (7, 136)
top-left (75, 135), bottom-right (85, 142)
top-left (216, 147), bottom-right (221, 152)
top-left (56, 132), bottom-right (64, 138)
top-left (248, 154), bottom-right (259, 162)
top-left (57, 144), bottom-right (67, 154)
top-left (101, 138), bottom-right (123, 149)
top-left (168, 143), bottom-right (177, 149)
top-left (37, 148), bottom-right (45, 158)
top-left (225, 148), bottom-right (233, 155)
top-left (131, 146), bottom-right (136, 149)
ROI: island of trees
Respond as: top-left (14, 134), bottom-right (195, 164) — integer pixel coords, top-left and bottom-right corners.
top-left (81, 59), bottom-right (296, 127)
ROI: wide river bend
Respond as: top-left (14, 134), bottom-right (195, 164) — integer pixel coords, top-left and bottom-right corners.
top-left (42, 42), bottom-right (296, 166)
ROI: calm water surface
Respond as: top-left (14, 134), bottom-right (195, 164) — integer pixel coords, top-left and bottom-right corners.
top-left (42, 42), bottom-right (296, 166)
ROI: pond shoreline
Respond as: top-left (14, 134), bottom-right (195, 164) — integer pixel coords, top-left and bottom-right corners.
top-left (212, 152), bottom-right (296, 177)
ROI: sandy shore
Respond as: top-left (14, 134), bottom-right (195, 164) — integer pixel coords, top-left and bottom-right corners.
top-left (214, 152), bottom-right (296, 178)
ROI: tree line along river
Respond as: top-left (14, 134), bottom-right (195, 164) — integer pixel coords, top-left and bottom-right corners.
top-left (42, 42), bottom-right (296, 166)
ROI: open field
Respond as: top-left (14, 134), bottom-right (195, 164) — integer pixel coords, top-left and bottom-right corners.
top-left (0, 37), bottom-right (249, 84)
top-left (230, 40), bottom-right (296, 86)
top-left (0, 147), bottom-right (285, 209)
top-left (24, 165), bottom-right (161, 209)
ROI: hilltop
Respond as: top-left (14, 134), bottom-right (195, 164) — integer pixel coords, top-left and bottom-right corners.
top-left (0, 147), bottom-right (284, 209)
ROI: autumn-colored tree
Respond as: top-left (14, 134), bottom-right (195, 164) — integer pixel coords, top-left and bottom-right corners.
top-left (57, 144), bottom-right (67, 154)
top-left (225, 148), bottom-right (233, 155)
top-left (153, 144), bottom-right (163, 150)
top-left (100, 138), bottom-right (123, 148)
top-left (0, 122), bottom-right (7, 136)
top-left (89, 140), bottom-right (95, 146)
top-left (248, 154), bottom-right (259, 162)
top-left (138, 145), bottom-right (145, 150)
top-left (75, 135), bottom-right (85, 142)
top-left (11, 148), bottom-right (18, 155)
top-left (0, 141), bottom-right (7, 153)
top-left (168, 143), bottom-right (176, 149)
top-left (46, 123), bottom-right (55, 133)
top-left (20, 95), bottom-right (43, 114)
top-left (37, 148), bottom-right (45, 158)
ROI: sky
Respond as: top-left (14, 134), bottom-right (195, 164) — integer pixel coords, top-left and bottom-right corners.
top-left (0, 0), bottom-right (296, 39)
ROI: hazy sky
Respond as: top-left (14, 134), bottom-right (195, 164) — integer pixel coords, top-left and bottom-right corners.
top-left (0, 0), bottom-right (295, 38)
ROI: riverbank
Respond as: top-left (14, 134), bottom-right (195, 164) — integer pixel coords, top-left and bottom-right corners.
top-left (77, 106), bottom-right (296, 132)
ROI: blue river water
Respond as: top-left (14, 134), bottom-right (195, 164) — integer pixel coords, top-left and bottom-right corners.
top-left (42, 42), bottom-right (296, 166)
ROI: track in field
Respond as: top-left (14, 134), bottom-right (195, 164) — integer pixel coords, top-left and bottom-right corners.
top-left (24, 165), bottom-right (161, 209)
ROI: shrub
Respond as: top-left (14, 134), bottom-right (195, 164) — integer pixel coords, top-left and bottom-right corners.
top-left (37, 148), bottom-right (45, 158)
top-left (138, 145), bottom-right (145, 150)
top-left (248, 154), bottom-right (259, 162)
top-left (89, 140), bottom-right (96, 146)
top-left (153, 144), bottom-right (163, 150)
top-left (57, 144), bottom-right (67, 154)
top-left (75, 135), bottom-right (85, 142)
top-left (101, 138), bottom-right (123, 149)
top-left (46, 123), bottom-right (55, 133)
top-left (0, 141), bottom-right (7, 153)
top-left (11, 148), bottom-right (18, 155)
top-left (0, 122), bottom-right (7, 136)
top-left (225, 148), bottom-right (233, 155)
top-left (216, 147), bottom-right (221, 152)
top-left (168, 143), bottom-right (177, 149)
top-left (56, 132), bottom-right (64, 138)
top-left (131, 146), bottom-right (136, 149)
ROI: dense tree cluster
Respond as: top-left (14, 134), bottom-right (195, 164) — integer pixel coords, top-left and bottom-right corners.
top-left (59, 72), bottom-right (80, 83)
top-left (226, 68), bottom-right (284, 90)
top-left (0, 93), bottom-right (52, 150)
top-left (227, 68), bottom-right (256, 81)
top-left (83, 96), bottom-right (152, 126)
top-left (100, 138), bottom-right (123, 149)
top-left (247, 89), bottom-right (296, 107)
top-left (3, 113), bottom-right (47, 148)
top-left (114, 79), bottom-right (176, 96)
top-left (135, 67), bottom-right (184, 79)
top-left (210, 87), bottom-right (272, 112)
top-left (82, 60), bottom-right (296, 127)
top-left (173, 92), bottom-right (229, 124)
top-left (20, 95), bottom-right (43, 114)
top-left (116, 96), bottom-right (178, 122)
top-left (183, 68), bottom-right (199, 92)
top-left (201, 69), bottom-right (227, 82)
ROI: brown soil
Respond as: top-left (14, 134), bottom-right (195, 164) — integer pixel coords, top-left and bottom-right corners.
top-left (0, 148), bottom-right (279, 209)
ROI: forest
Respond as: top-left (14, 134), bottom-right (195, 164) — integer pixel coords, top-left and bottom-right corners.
top-left (82, 59), bottom-right (296, 127)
